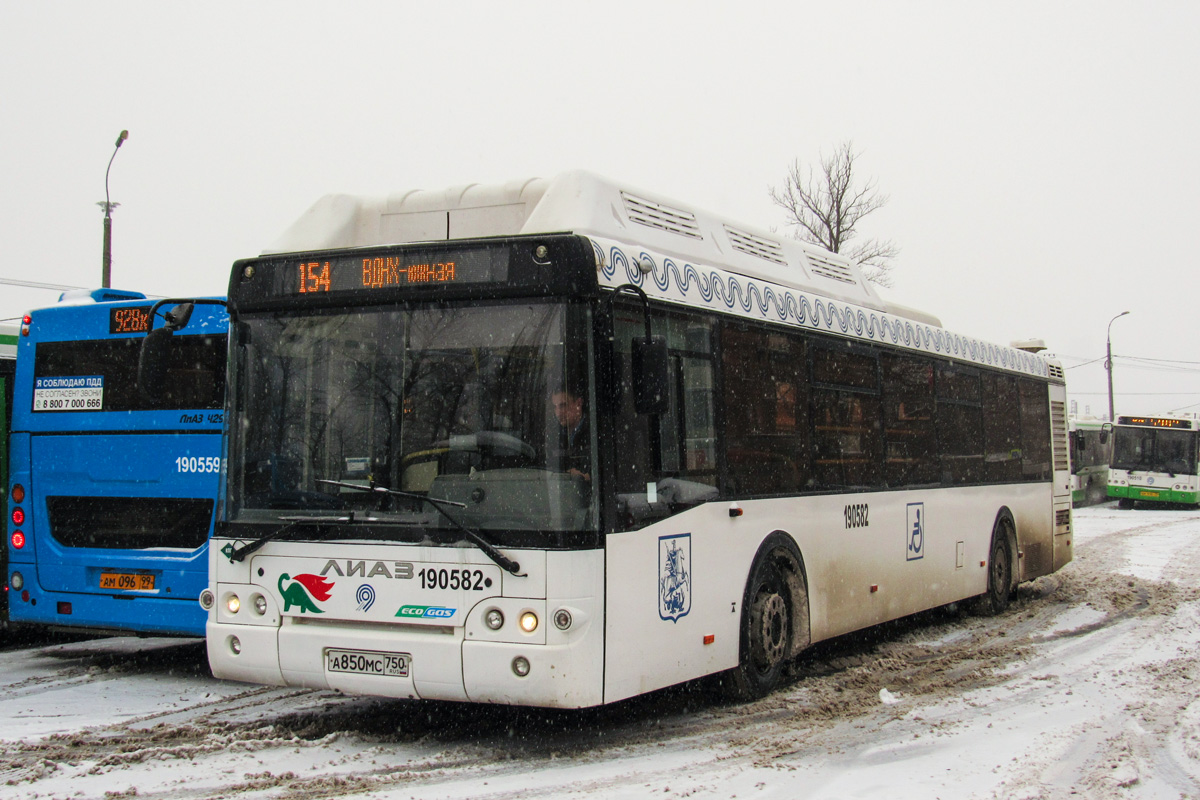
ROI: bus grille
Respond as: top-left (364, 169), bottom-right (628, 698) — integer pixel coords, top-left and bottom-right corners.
top-left (46, 497), bottom-right (214, 550)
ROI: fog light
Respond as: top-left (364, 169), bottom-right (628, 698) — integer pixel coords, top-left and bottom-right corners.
top-left (485, 608), bottom-right (504, 630)
top-left (519, 611), bottom-right (538, 633)
top-left (553, 608), bottom-right (572, 630)
top-left (512, 656), bottom-right (530, 677)
top-left (226, 594), bottom-right (241, 614)
top-left (199, 589), bottom-right (215, 610)
top-left (10, 571), bottom-right (23, 591)
top-left (229, 636), bottom-right (241, 655)
top-left (253, 594), bottom-right (268, 615)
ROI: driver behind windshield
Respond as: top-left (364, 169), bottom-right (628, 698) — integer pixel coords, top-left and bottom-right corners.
top-left (550, 385), bottom-right (590, 481)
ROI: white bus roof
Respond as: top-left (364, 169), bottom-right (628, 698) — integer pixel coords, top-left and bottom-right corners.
top-left (265, 171), bottom-right (941, 327)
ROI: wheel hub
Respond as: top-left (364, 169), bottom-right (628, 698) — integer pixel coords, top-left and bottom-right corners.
top-left (753, 592), bottom-right (788, 669)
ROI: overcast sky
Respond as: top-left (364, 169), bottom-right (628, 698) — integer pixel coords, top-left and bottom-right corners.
top-left (2, 2), bottom-right (1197, 417)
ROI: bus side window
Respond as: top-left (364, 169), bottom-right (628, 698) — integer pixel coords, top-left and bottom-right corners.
top-left (935, 363), bottom-right (983, 485)
top-left (611, 308), bottom-right (717, 530)
top-left (881, 353), bottom-right (937, 487)
top-left (1018, 379), bottom-right (1052, 480)
top-left (982, 373), bottom-right (1022, 482)
top-left (811, 344), bottom-right (881, 490)
top-left (721, 324), bottom-right (808, 495)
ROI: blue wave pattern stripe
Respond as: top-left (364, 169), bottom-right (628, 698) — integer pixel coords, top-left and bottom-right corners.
top-left (592, 239), bottom-right (1049, 379)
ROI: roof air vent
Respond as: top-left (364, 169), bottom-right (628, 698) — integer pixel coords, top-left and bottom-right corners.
top-left (805, 251), bottom-right (858, 285)
top-left (622, 192), bottom-right (703, 240)
top-left (725, 226), bottom-right (787, 266)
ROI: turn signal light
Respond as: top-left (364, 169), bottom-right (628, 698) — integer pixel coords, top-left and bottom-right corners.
top-left (10, 485), bottom-right (24, 504)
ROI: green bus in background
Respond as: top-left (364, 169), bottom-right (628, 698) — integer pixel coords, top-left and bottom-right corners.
top-left (1108, 414), bottom-right (1200, 508)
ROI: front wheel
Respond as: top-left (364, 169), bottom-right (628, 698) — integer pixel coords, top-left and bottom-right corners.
top-left (726, 551), bottom-right (797, 700)
top-left (1118, 498), bottom-right (1135, 509)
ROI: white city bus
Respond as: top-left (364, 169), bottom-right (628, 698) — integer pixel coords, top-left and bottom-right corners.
top-left (200, 172), bottom-right (1071, 708)
top-left (1108, 414), bottom-right (1200, 508)
top-left (1069, 416), bottom-right (1111, 506)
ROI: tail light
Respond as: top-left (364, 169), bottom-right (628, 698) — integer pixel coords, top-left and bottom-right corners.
top-left (11, 531), bottom-right (25, 549)
top-left (11, 508), bottom-right (24, 526)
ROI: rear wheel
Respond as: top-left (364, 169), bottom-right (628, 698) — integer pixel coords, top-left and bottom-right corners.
top-left (726, 549), bottom-right (800, 700)
top-left (976, 520), bottom-right (1014, 616)
top-left (1118, 498), bottom-right (1135, 509)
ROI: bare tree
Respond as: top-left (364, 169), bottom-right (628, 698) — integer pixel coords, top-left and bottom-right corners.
top-left (770, 141), bottom-right (899, 287)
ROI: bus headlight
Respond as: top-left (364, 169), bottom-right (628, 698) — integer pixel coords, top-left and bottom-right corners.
top-left (199, 589), bottom-right (215, 610)
top-left (519, 611), bottom-right (539, 633)
top-left (485, 608), bottom-right (504, 630)
top-left (252, 594), bottom-right (268, 615)
top-left (229, 636), bottom-right (242, 655)
top-left (9, 572), bottom-right (23, 591)
top-left (512, 656), bottom-right (531, 677)
top-left (226, 594), bottom-right (241, 614)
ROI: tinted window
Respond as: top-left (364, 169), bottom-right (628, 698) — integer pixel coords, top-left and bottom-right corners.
top-left (34, 335), bottom-right (226, 412)
top-left (936, 363), bottom-right (983, 484)
top-left (722, 325), bottom-right (809, 494)
top-left (881, 353), bottom-right (937, 486)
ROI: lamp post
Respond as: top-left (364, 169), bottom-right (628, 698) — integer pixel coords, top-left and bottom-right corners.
top-left (98, 130), bottom-right (129, 288)
top-left (1106, 310), bottom-right (1130, 421)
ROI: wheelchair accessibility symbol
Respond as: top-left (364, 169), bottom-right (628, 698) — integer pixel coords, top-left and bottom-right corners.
top-left (907, 502), bottom-right (924, 561)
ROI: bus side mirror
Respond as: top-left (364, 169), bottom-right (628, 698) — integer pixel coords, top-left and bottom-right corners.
top-left (165, 302), bottom-right (194, 329)
top-left (138, 327), bottom-right (173, 402)
top-left (1100, 423), bottom-right (1112, 445)
top-left (632, 336), bottom-right (669, 415)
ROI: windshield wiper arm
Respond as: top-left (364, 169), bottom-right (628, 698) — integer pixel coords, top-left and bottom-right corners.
top-left (228, 513), bottom-right (354, 563)
top-left (316, 479), bottom-right (526, 576)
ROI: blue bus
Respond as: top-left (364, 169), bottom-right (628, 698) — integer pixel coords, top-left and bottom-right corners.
top-left (6, 290), bottom-right (227, 636)
top-left (1, 323), bottom-right (15, 625)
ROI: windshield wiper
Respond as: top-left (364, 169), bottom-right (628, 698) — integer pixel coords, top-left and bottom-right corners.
top-left (316, 479), bottom-right (526, 576)
top-left (228, 513), bottom-right (354, 562)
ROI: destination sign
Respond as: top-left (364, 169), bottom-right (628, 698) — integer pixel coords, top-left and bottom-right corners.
top-left (285, 247), bottom-right (510, 295)
top-left (109, 306), bottom-right (151, 334)
top-left (1118, 416), bottom-right (1193, 429)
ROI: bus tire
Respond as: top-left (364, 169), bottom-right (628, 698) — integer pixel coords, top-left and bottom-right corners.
top-left (1118, 498), bottom-right (1135, 509)
top-left (725, 538), bottom-right (808, 701)
top-left (975, 517), bottom-right (1015, 616)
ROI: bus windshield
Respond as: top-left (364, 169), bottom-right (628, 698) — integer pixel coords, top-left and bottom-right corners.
top-left (1111, 426), bottom-right (1198, 475)
top-left (229, 301), bottom-right (597, 533)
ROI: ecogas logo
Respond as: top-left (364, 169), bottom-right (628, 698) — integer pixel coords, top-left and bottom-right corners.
top-left (395, 605), bottom-right (456, 620)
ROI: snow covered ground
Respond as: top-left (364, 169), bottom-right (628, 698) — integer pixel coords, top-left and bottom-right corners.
top-left (2, 503), bottom-right (1199, 800)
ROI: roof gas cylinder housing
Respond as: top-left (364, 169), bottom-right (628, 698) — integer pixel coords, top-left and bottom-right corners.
top-left (264, 170), bottom-right (941, 327)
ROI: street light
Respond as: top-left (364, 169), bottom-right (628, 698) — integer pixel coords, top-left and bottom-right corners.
top-left (1106, 310), bottom-right (1130, 421)
top-left (98, 129), bottom-right (129, 288)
